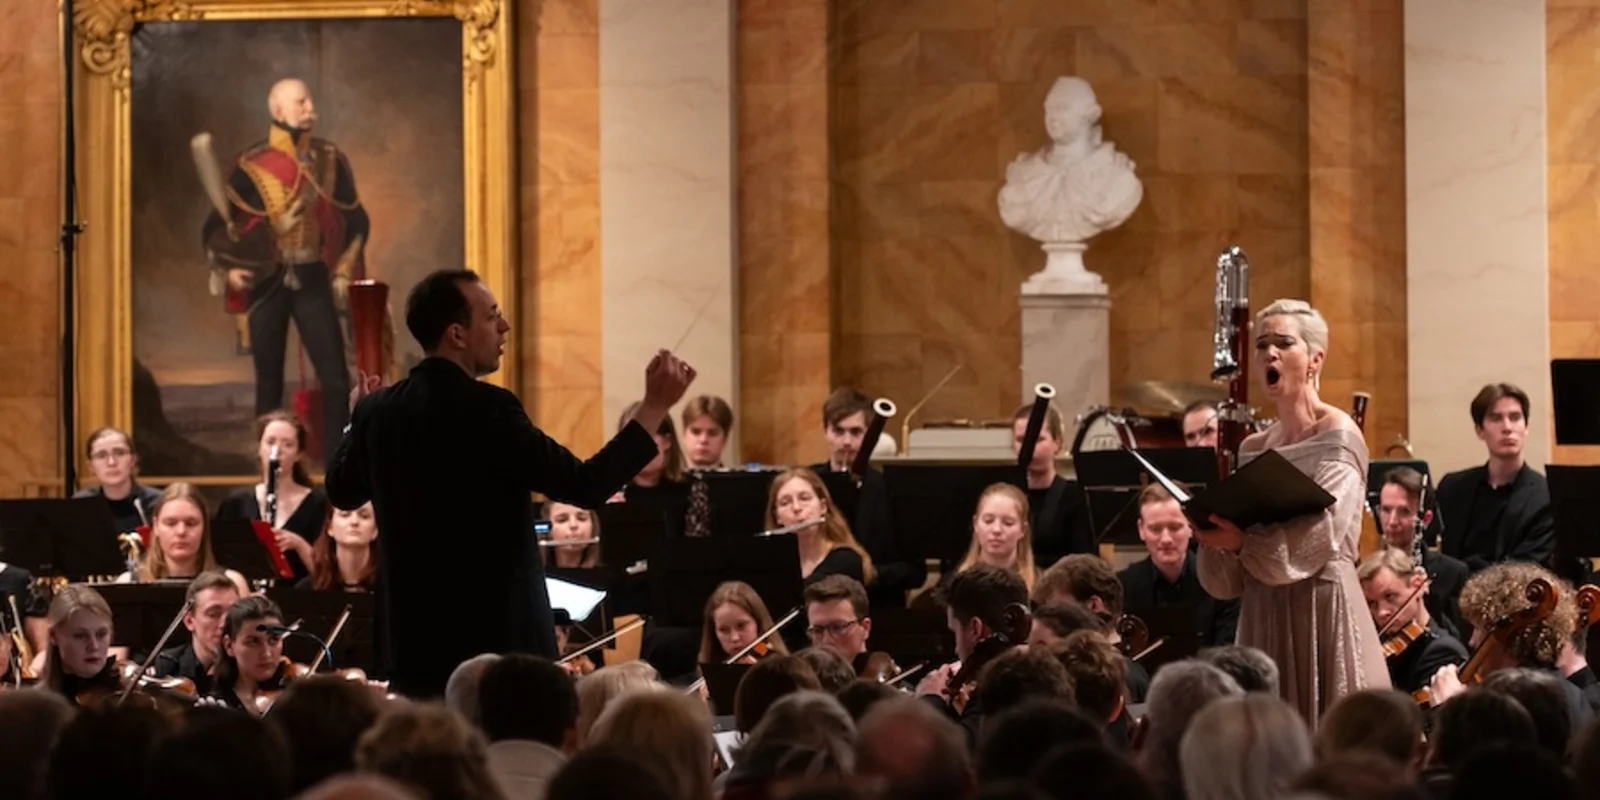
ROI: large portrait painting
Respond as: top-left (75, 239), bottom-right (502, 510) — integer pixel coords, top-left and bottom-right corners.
top-left (71, 0), bottom-right (515, 483)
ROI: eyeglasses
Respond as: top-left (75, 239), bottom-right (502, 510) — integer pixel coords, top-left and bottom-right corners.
top-left (90, 447), bottom-right (131, 462)
top-left (805, 620), bottom-right (860, 640)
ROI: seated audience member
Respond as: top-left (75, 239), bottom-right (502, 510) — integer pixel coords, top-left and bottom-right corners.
top-left (545, 744), bottom-right (676, 800)
top-left (444, 653), bottom-right (501, 729)
top-left (1449, 742), bottom-right (1577, 800)
top-left (149, 571), bottom-right (240, 696)
top-left (835, 679), bottom-right (897, 723)
top-left (796, 646), bottom-right (857, 694)
top-left (541, 501), bottom-right (600, 569)
top-left (1180, 694), bottom-right (1313, 800)
top-left (971, 647), bottom-right (1076, 723)
top-left (478, 654), bottom-right (579, 800)
top-left (1133, 660), bottom-right (1244, 799)
top-left (803, 575), bottom-right (873, 666)
top-left (1424, 688), bottom-right (1537, 783)
top-left (587, 690), bottom-right (715, 800)
top-left (1374, 466), bottom-right (1469, 636)
top-left (356, 702), bottom-right (505, 800)
top-left (122, 482), bottom-right (250, 596)
top-left (1026, 600), bottom-right (1103, 648)
top-left (1290, 752), bottom-right (1425, 800)
top-left (733, 654), bottom-right (822, 734)
top-left (1009, 401), bottom-right (1095, 566)
top-left (854, 696), bottom-right (975, 800)
top-left (217, 411), bottom-right (329, 581)
top-left (1358, 548), bottom-right (1468, 696)
top-left (295, 775), bottom-right (421, 800)
top-left (141, 707), bottom-right (291, 800)
top-left (209, 595), bottom-right (290, 716)
top-left (915, 565), bottom-right (1030, 739)
top-left (1434, 383), bottom-right (1554, 572)
top-left (1031, 742), bottom-right (1158, 800)
top-left (722, 691), bottom-right (856, 800)
top-left (681, 395), bottom-right (734, 469)
top-left (1314, 689), bottom-right (1426, 774)
top-left (945, 483), bottom-right (1039, 593)
top-left (1197, 645), bottom-right (1279, 696)
top-left (301, 501), bottom-right (379, 592)
top-left (1118, 485), bottom-right (1240, 647)
top-left (40, 584), bottom-right (121, 705)
top-left (266, 674), bottom-right (384, 794)
top-left (0, 690), bottom-right (75, 800)
top-left (700, 581), bottom-right (790, 666)
top-left (1047, 630), bottom-right (1128, 728)
top-left (46, 704), bottom-right (174, 799)
top-left (767, 468), bottom-right (875, 586)
top-left (73, 426), bottom-right (162, 534)
top-left (976, 699), bottom-right (1105, 784)
top-left (1480, 669), bottom-right (1580, 760)
top-left (575, 662), bottom-right (662, 746)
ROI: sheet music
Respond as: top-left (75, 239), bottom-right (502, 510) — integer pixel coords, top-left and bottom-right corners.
top-left (545, 577), bottom-right (606, 621)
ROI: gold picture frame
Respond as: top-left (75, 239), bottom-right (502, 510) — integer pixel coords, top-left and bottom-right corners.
top-left (69, 0), bottom-right (516, 485)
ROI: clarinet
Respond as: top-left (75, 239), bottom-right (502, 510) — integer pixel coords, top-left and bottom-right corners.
top-left (265, 443), bottom-right (280, 526)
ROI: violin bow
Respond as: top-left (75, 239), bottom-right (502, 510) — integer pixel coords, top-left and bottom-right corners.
top-left (309, 605), bottom-right (354, 673)
top-left (558, 617), bottom-right (647, 666)
top-left (1376, 577), bottom-right (1432, 640)
top-left (685, 607), bottom-right (802, 694)
top-left (117, 598), bottom-right (195, 707)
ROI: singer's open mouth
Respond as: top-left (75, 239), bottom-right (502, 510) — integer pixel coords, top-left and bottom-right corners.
top-left (1265, 367), bottom-right (1281, 386)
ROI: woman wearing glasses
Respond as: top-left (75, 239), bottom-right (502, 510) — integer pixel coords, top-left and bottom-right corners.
top-left (73, 427), bottom-right (163, 535)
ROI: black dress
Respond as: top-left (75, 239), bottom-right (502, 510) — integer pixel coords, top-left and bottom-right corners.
top-left (216, 486), bottom-right (329, 581)
top-left (1027, 475), bottom-right (1096, 569)
top-left (807, 547), bottom-right (866, 586)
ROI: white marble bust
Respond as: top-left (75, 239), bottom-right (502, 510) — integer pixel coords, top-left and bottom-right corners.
top-left (999, 77), bottom-right (1143, 295)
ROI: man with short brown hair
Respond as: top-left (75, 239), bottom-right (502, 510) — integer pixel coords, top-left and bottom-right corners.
top-left (1117, 484), bottom-right (1239, 647)
top-left (1435, 382), bottom-right (1554, 572)
top-left (803, 574), bottom-right (872, 662)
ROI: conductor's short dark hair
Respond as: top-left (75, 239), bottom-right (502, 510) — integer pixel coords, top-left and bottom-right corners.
top-left (406, 269), bottom-right (480, 352)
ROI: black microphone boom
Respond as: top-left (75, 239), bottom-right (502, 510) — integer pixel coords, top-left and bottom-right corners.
top-left (59, 0), bottom-right (86, 495)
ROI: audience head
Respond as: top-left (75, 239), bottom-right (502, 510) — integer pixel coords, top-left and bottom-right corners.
top-left (1427, 687), bottom-right (1537, 771)
top-left (977, 699), bottom-right (1105, 784)
top-left (1180, 694), bottom-right (1313, 800)
top-left (267, 674), bottom-right (385, 793)
top-left (1574, 717), bottom-right (1600, 800)
top-left (1469, 382), bottom-right (1530, 459)
top-left (854, 696), bottom-right (974, 800)
top-left (0, 690), bottom-right (74, 800)
top-left (803, 575), bottom-right (872, 658)
top-left (1290, 752), bottom-right (1425, 800)
top-left (1197, 645), bottom-right (1280, 696)
top-left (355, 702), bottom-right (505, 800)
top-left (588, 690), bottom-right (715, 800)
top-left (295, 774), bottom-right (420, 800)
top-left (943, 564), bottom-right (1030, 662)
top-left (1032, 554), bottom-right (1122, 620)
top-left (680, 395), bottom-right (733, 467)
top-left (1135, 659), bottom-right (1244, 794)
top-left (1046, 629), bottom-right (1128, 724)
top-left (1451, 741), bottom-right (1575, 800)
top-left (1315, 689), bottom-right (1425, 773)
top-left (545, 743), bottom-right (675, 800)
top-left (48, 704), bottom-right (172, 800)
top-left (1027, 600), bottom-right (1103, 648)
top-left (734, 691), bottom-right (857, 787)
top-left (478, 654), bottom-right (579, 750)
top-left (443, 653), bottom-right (500, 728)
top-left (141, 707), bottom-right (291, 800)
top-left (1458, 562), bottom-right (1576, 670)
top-left (44, 583), bottom-right (114, 689)
top-left (575, 662), bottom-right (662, 746)
top-left (1032, 742), bottom-right (1158, 800)
top-left (1479, 668), bottom-right (1574, 759)
top-left (835, 679), bottom-right (897, 723)
top-left (972, 646), bottom-right (1076, 722)
top-left (795, 646), bottom-right (857, 694)
top-left (733, 653), bottom-right (822, 733)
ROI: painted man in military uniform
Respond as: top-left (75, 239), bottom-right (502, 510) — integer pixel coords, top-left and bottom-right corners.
top-left (200, 78), bottom-right (367, 464)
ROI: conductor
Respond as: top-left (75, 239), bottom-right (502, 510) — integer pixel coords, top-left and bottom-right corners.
top-left (326, 269), bottom-right (695, 697)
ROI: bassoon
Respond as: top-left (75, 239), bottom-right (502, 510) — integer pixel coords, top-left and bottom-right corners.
top-left (1209, 247), bottom-right (1252, 477)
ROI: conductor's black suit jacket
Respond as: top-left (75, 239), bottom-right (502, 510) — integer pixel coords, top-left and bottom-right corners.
top-left (326, 358), bottom-right (657, 697)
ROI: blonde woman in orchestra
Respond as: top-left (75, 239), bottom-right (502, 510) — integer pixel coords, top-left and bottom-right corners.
top-left (1009, 403), bottom-right (1095, 567)
top-left (949, 483), bottom-right (1039, 594)
top-left (766, 468), bottom-right (875, 586)
top-left (38, 585), bottom-right (122, 704)
top-left (301, 502), bottom-right (379, 592)
top-left (1195, 299), bottom-right (1389, 727)
top-left (542, 501), bottom-right (600, 569)
top-left (217, 411), bottom-right (329, 581)
top-left (697, 581), bottom-right (789, 665)
top-left (121, 483), bottom-right (250, 597)
top-left (72, 426), bottom-right (162, 535)
top-left (680, 395), bottom-right (733, 469)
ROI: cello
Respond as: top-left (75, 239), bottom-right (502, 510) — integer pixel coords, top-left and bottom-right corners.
top-left (1413, 577), bottom-right (1557, 707)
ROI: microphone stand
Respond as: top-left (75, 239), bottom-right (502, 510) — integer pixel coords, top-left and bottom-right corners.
top-left (60, 0), bottom-right (85, 495)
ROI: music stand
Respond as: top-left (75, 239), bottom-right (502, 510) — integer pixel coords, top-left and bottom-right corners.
top-left (1551, 359), bottom-right (1600, 445)
top-left (864, 607), bottom-right (954, 669)
top-left (1074, 449), bottom-right (1217, 546)
top-left (597, 502), bottom-right (671, 571)
top-left (0, 499), bottom-right (126, 581)
top-left (1545, 466), bottom-right (1600, 585)
top-left (701, 472), bottom-right (778, 536)
top-left (882, 465), bottom-right (1027, 561)
top-left (700, 661), bottom-right (753, 717)
top-left (266, 588), bottom-right (377, 673)
top-left (545, 567), bottom-right (614, 638)
top-left (647, 536), bottom-right (802, 628)
top-left (96, 582), bottom-right (192, 655)
top-left (210, 520), bottom-right (288, 583)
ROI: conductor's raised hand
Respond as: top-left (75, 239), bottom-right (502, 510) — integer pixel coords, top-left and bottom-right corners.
top-left (644, 349), bottom-right (696, 408)
top-left (1198, 515), bottom-right (1245, 553)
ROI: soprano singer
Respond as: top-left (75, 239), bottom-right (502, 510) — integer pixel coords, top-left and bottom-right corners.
top-left (1195, 299), bottom-right (1390, 726)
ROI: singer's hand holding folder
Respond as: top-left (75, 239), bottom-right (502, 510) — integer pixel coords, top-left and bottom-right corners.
top-left (1139, 449), bottom-right (1335, 532)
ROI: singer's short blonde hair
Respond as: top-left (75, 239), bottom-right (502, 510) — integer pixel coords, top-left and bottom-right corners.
top-left (1255, 299), bottom-right (1329, 357)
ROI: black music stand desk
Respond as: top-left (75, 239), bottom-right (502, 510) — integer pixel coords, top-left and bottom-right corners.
top-left (882, 464), bottom-right (1027, 561)
top-left (266, 588), bottom-right (377, 673)
top-left (700, 661), bottom-right (753, 718)
top-left (647, 536), bottom-right (802, 629)
top-left (96, 582), bottom-right (192, 656)
top-left (0, 498), bottom-right (125, 581)
top-left (209, 519), bottom-right (288, 584)
top-left (1551, 359), bottom-right (1600, 446)
top-left (1074, 448), bottom-right (1216, 546)
top-left (1545, 465), bottom-right (1600, 586)
top-left (700, 471), bottom-right (780, 537)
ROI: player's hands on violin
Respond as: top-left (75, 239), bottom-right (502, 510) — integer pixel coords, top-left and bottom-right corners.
top-left (915, 661), bottom-right (958, 699)
top-left (1428, 664), bottom-right (1466, 707)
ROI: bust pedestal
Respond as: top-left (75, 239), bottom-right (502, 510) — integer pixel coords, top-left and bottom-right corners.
top-left (1020, 287), bottom-right (1110, 421)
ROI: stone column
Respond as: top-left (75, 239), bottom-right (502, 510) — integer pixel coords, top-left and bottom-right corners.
top-left (1020, 290), bottom-right (1111, 416)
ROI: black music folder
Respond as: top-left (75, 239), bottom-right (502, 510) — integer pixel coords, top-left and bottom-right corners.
top-left (1551, 359), bottom-right (1600, 445)
top-left (700, 661), bottom-right (753, 717)
top-left (209, 519), bottom-right (286, 583)
top-left (1075, 448), bottom-right (1217, 546)
top-left (0, 498), bottom-right (125, 580)
top-left (699, 471), bottom-right (780, 536)
top-left (647, 536), bottom-right (801, 628)
top-left (1146, 450), bottom-right (1335, 532)
top-left (596, 502), bottom-right (669, 571)
top-left (882, 464), bottom-right (1027, 561)
top-left (97, 582), bottom-right (192, 655)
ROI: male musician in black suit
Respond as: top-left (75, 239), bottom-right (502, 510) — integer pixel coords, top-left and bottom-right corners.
top-left (327, 269), bottom-right (695, 697)
top-left (1434, 383), bottom-right (1555, 573)
top-left (809, 387), bottom-right (924, 604)
top-left (1374, 466), bottom-right (1469, 639)
top-left (1357, 548), bottom-right (1467, 696)
top-left (1117, 485), bottom-right (1239, 648)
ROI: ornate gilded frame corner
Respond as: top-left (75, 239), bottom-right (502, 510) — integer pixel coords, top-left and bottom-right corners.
top-left (69, 0), bottom-right (517, 481)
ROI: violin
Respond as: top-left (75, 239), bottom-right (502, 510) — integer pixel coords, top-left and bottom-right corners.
top-left (686, 608), bottom-right (802, 696)
top-left (944, 602), bottom-right (1031, 714)
top-left (859, 651), bottom-right (899, 682)
top-left (75, 660), bottom-right (201, 713)
top-left (1413, 577), bottom-right (1557, 706)
top-left (1578, 584), bottom-right (1599, 630)
top-left (1377, 577), bottom-right (1433, 660)
top-left (1115, 614), bottom-right (1149, 659)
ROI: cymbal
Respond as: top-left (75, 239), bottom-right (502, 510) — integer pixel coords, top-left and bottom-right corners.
top-left (1112, 380), bottom-right (1225, 417)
